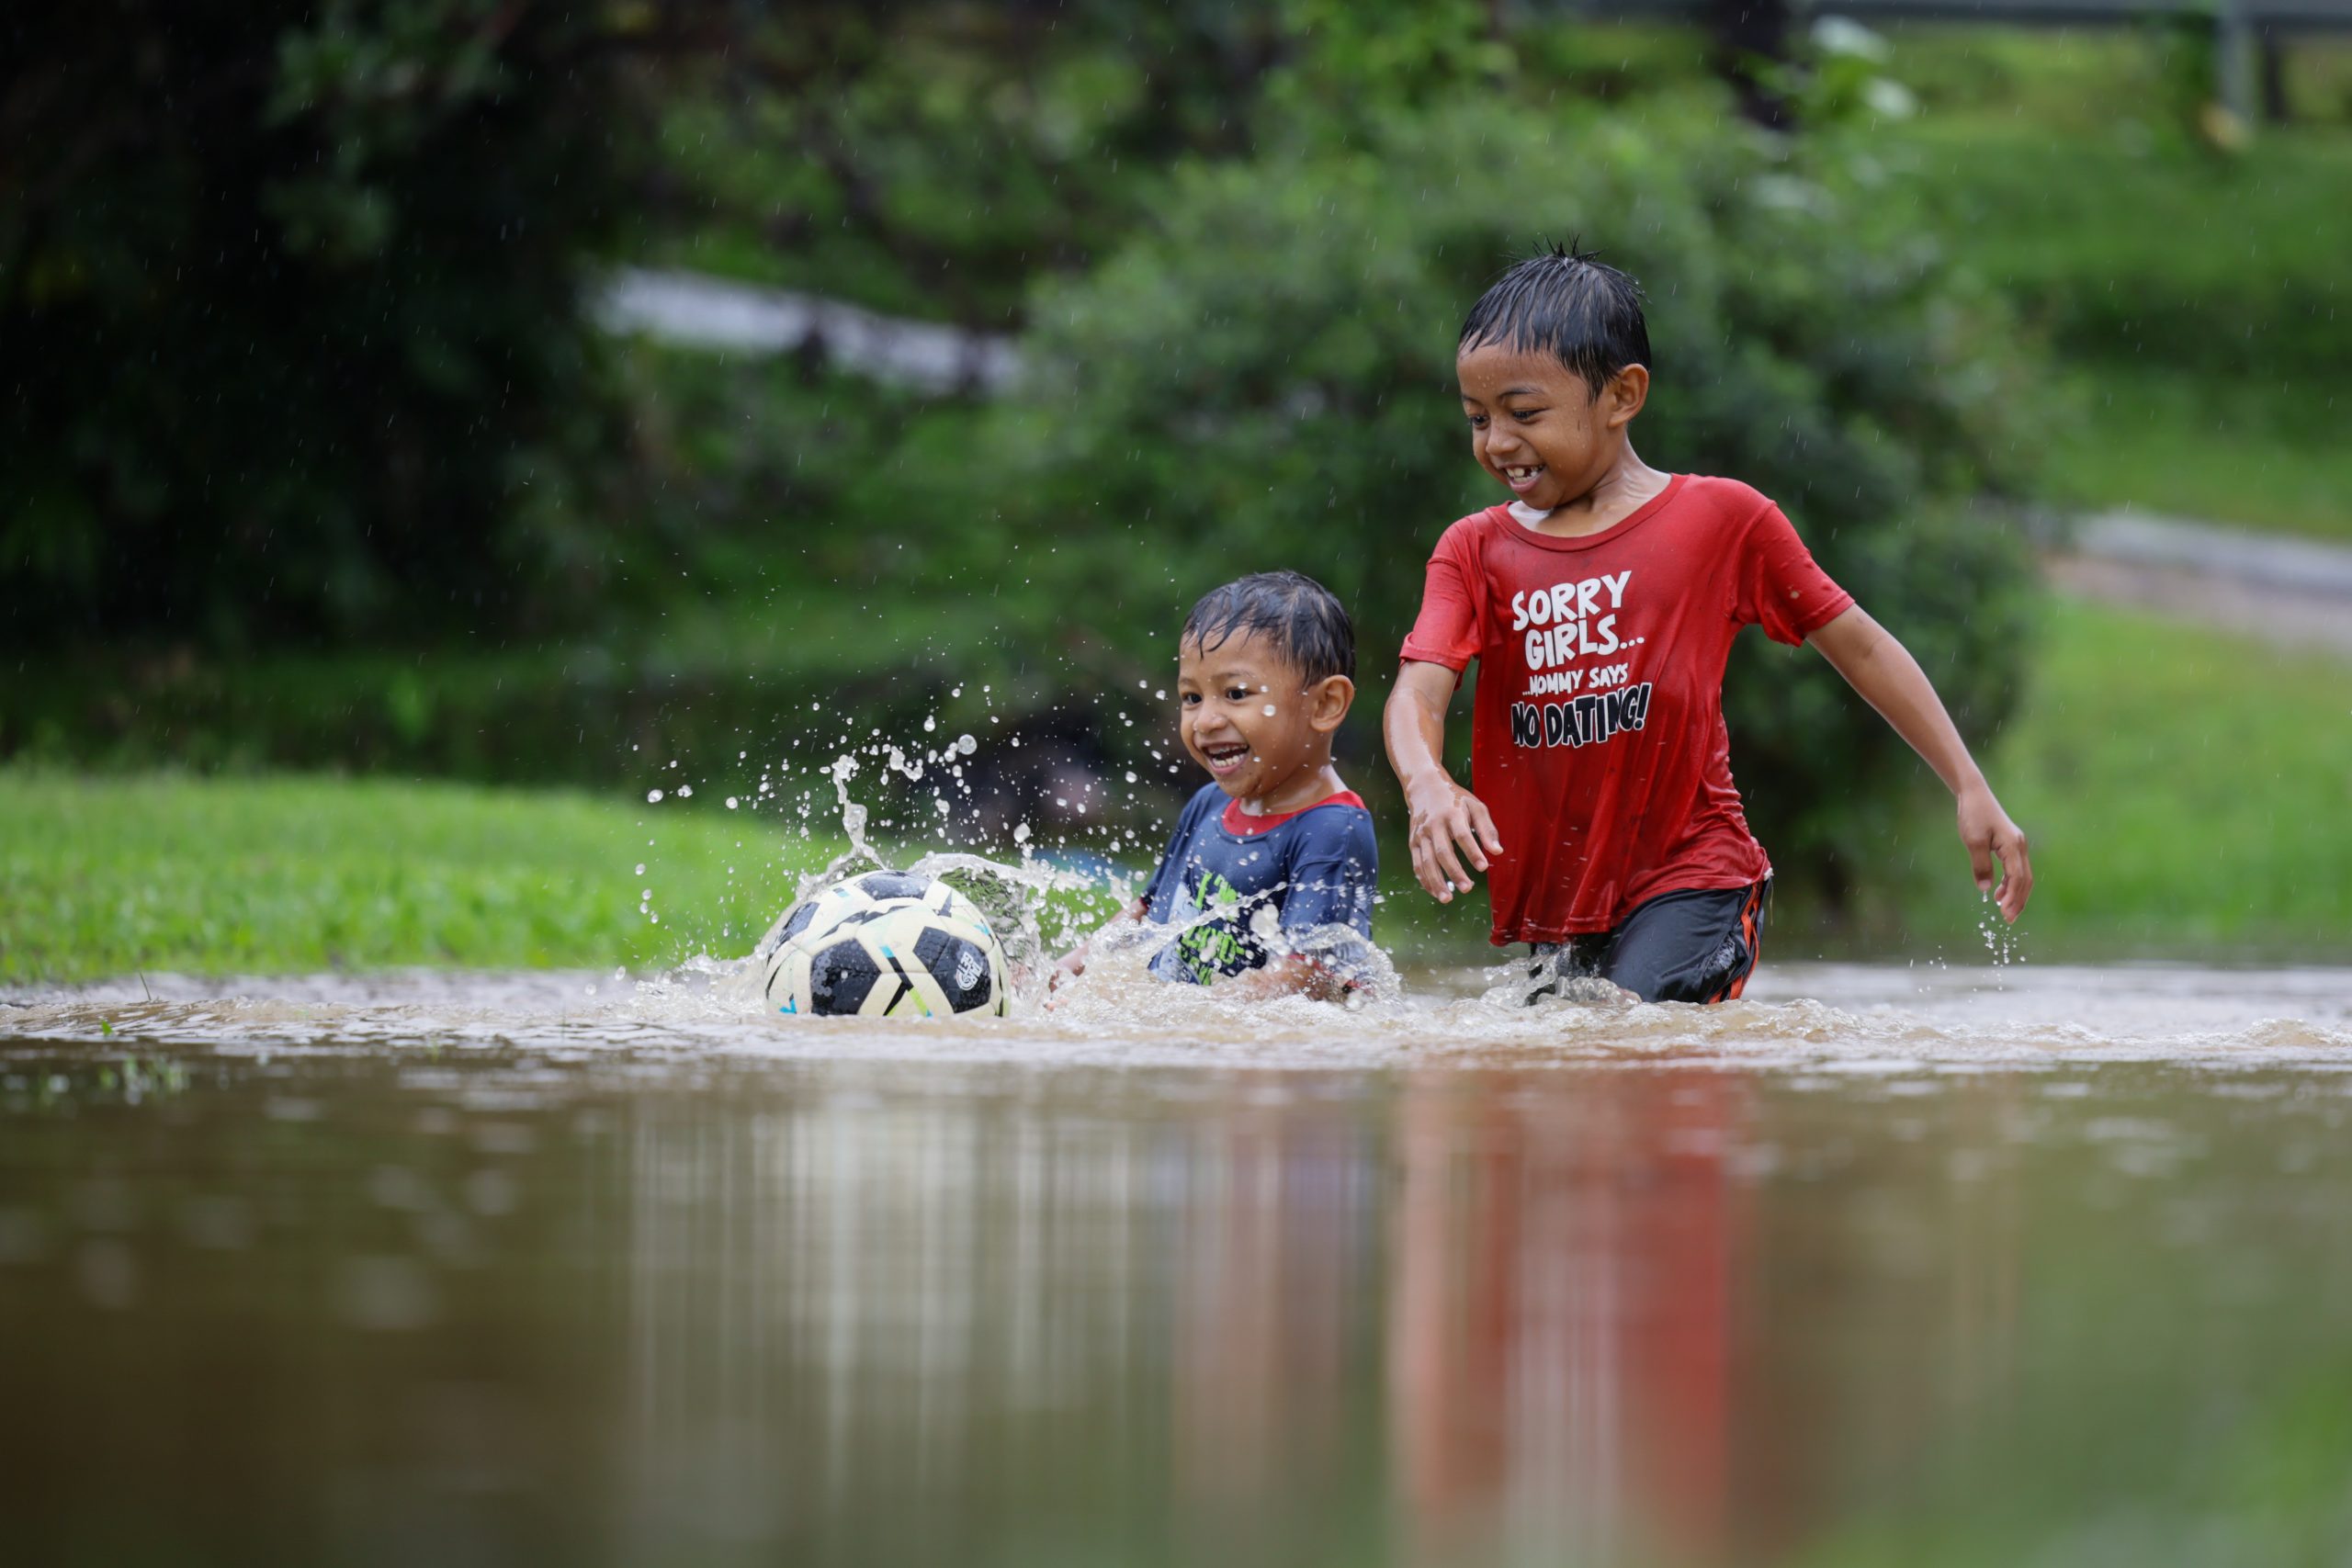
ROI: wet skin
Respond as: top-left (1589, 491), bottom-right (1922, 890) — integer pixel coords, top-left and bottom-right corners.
top-left (1455, 340), bottom-right (1667, 536)
top-left (1176, 626), bottom-right (1351, 817)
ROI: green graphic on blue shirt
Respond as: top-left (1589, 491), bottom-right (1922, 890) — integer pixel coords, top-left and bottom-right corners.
top-left (1169, 870), bottom-right (1249, 983)
top-left (1142, 784), bottom-right (1380, 987)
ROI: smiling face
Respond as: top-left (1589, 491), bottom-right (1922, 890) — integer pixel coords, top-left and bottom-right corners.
top-left (1456, 341), bottom-right (1647, 513)
top-left (1176, 627), bottom-right (1349, 809)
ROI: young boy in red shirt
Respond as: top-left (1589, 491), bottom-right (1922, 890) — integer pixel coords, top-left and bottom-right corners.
top-left (1385, 248), bottom-right (2034, 1004)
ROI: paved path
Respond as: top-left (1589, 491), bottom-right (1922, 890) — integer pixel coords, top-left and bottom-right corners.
top-left (2050, 511), bottom-right (2352, 658)
top-left (596, 268), bottom-right (2352, 655)
top-left (597, 267), bottom-right (1020, 394)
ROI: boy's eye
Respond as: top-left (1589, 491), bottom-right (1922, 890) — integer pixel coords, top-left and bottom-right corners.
top-left (1225, 687), bottom-right (1251, 702)
top-left (1180, 692), bottom-right (1201, 706)
top-left (1465, 413), bottom-right (1487, 429)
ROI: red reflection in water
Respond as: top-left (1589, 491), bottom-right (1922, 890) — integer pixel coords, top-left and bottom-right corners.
top-left (1389, 1070), bottom-right (1753, 1565)
top-left (1158, 1070), bottom-right (1768, 1562)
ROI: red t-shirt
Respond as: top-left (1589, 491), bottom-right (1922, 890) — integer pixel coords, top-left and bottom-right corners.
top-left (1399, 473), bottom-right (1853, 943)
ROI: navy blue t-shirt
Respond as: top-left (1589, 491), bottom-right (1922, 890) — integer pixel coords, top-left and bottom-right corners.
top-left (1140, 784), bottom-right (1379, 985)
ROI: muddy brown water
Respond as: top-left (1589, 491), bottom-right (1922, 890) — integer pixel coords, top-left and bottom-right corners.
top-left (5, 962), bottom-right (2352, 1566)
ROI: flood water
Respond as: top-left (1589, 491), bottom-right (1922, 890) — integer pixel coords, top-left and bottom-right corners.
top-left (6, 962), bottom-right (2352, 1567)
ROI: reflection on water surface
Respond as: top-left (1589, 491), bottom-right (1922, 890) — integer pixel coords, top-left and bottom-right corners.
top-left (4, 964), bottom-right (2350, 1566)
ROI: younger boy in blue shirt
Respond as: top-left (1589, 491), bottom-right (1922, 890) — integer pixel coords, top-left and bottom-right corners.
top-left (1055, 570), bottom-right (1379, 1000)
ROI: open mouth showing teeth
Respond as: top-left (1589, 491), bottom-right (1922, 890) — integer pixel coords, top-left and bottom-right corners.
top-left (1203, 743), bottom-right (1250, 771)
top-left (1504, 465), bottom-right (1544, 483)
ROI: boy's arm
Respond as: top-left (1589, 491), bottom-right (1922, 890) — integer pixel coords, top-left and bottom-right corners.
top-left (1048, 897), bottom-right (1149, 993)
top-left (1216, 955), bottom-right (1351, 1003)
top-left (1385, 660), bottom-right (1503, 902)
top-left (1807, 606), bottom-right (2034, 923)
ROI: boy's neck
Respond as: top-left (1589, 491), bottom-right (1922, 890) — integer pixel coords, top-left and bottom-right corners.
top-left (1234, 758), bottom-right (1346, 818)
top-left (1519, 446), bottom-right (1668, 539)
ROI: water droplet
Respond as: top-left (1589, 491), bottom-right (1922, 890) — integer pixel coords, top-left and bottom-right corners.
top-left (725, 796), bottom-right (740, 809)
top-left (646, 790), bottom-right (663, 803)
top-left (634, 863), bottom-right (646, 875)
top-left (1262, 705), bottom-right (1277, 716)
top-left (677, 784), bottom-right (693, 798)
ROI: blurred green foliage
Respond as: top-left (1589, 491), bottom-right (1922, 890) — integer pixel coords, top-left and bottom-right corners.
top-left (632, 1), bottom-right (1289, 320)
top-left (0, 0), bottom-right (688, 650)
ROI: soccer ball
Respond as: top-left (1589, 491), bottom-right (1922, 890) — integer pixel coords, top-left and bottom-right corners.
top-left (761, 870), bottom-right (1010, 1019)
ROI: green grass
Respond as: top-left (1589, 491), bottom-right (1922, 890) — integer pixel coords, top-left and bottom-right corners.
top-left (0, 773), bottom-right (843, 985)
top-left (1868, 85), bottom-right (2352, 538)
top-left (1900, 598), bottom-right (2352, 959)
top-left (2052, 366), bottom-right (2352, 541)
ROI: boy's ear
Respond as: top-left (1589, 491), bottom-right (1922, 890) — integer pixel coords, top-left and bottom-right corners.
top-left (1307, 674), bottom-right (1354, 733)
top-left (1601, 364), bottom-right (1649, 430)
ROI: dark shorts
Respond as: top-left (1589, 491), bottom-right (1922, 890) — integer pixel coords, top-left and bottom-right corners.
top-left (1526, 877), bottom-right (1770, 1006)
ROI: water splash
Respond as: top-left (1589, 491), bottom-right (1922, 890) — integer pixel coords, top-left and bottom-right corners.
top-left (1978, 892), bottom-right (2026, 970)
top-left (18, 964), bottom-right (2352, 1075)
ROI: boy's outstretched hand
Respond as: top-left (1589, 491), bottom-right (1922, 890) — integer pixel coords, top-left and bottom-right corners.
top-left (1388, 661), bottom-right (1503, 904)
top-left (1404, 773), bottom-right (1502, 903)
top-left (1958, 784), bottom-right (2033, 924)
top-left (1808, 608), bottom-right (2036, 928)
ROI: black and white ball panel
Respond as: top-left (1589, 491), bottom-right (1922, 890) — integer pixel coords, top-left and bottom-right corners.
top-left (913, 923), bottom-right (996, 1013)
top-left (847, 870), bottom-right (933, 903)
top-left (760, 872), bottom-right (1009, 1019)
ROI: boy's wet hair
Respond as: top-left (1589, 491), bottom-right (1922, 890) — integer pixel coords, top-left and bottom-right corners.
top-left (1458, 242), bottom-right (1651, 395)
top-left (1182, 570), bottom-right (1355, 685)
